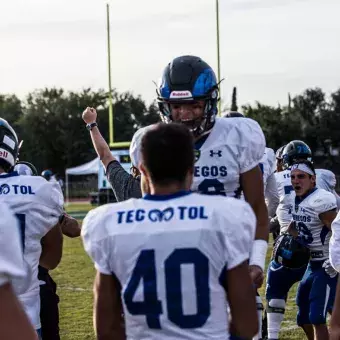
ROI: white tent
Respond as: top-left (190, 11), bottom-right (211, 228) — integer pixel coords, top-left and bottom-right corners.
top-left (65, 157), bottom-right (99, 175)
top-left (65, 158), bottom-right (99, 204)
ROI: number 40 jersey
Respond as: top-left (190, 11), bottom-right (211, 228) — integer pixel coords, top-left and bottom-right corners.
top-left (82, 191), bottom-right (256, 340)
top-left (191, 117), bottom-right (265, 197)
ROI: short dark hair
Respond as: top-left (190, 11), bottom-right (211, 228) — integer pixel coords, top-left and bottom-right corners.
top-left (141, 123), bottom-right (194, 185)
top-left (291, 159), bottom-right (316, 176)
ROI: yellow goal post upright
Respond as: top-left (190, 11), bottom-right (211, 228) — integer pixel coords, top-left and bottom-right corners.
top-left (106, 3), bottom-right (130, 150)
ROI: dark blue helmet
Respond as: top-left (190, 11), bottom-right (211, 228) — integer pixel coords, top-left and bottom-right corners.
top-left (0, 118), bottom-right (19, 171)
top-left (272, 233), bottom-right (310, 269)
top-left (157, 55), bottom-right (219, 136)
top-left (282, 140), bottom-right (312, 169)
top-left (41, 169), bottom-right (53, 181)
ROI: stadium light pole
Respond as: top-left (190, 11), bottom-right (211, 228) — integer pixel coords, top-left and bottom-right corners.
top-left (215, 0), bottom-right (222, 116)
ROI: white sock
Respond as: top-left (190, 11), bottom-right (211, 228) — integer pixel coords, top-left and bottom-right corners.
top-left (253, 295), bottom-right (263, 340)
top-left (267, 299), bottom-right (286, 339)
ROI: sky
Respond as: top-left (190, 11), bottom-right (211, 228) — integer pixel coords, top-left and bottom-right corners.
top-left (1, 0), bottom-right (340, 108)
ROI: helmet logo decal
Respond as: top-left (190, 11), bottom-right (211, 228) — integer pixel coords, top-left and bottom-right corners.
top-left (169, 90), bottom-right (193, 99)
top-left (3, 135), bottom-right (16, 150)
top-left (0, 148), bottom-right (15, 166)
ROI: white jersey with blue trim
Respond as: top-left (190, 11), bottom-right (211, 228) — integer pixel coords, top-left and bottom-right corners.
top-left (260, 147), bottom-right (276, 191)
top-left (191, 117), bottom-right (266, 197)
top-left (289, 188), bottom-right (336, 261)
top-left (0, 172), bottom-right (64, 329)
top-left (275, 169), bottom-right (293, 232)
top-left (276, 168), bottom-right (339, 232)
top-left (82, 191), bottom-right (256, 340)
top-left (0, 202), bottom-right (26, 287)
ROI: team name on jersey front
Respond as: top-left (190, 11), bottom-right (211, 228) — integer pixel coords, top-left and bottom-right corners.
top-left (117, 206), bottom-right (208, 224)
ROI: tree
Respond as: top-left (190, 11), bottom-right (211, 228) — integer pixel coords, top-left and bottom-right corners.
top-left (230, 87), bottom-right (238, 112)
top-left (16, 88), bottom-right (159, 176)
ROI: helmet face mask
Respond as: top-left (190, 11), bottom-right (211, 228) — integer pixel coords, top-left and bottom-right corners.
top-left (157, 56), bottom-right (219, 137)
top-left (14, 161), bottom-right (38, 176)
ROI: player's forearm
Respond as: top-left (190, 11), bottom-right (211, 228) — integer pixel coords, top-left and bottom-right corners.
top-left (0, 283), bottom-right (38, 340)
top-left (90, 127), bottom-right (114, 163)
top-left (330, 280), bottom-right (340, 332)
top-left (60, 214), bottom-right (81, 238)
top-left (253, 199), bottom-right (269, 241)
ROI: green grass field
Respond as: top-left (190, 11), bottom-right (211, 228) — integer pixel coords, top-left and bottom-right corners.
top-left (54, 203), bottom-right (305, 339)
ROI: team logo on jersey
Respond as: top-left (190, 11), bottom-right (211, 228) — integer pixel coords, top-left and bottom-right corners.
top-left (209, 150), bottom-right (222, 157)
top-left (149, 207), bottom-right (174, 222)
top-left (0, 184), bottom-right (10, 195)
top-left (194, 149), bottom-right (201, 162)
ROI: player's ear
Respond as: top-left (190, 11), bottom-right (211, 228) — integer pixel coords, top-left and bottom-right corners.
top-left (311, 174), bottom-right (316, 185)
top-left (139, 163), bottom-right (146, 177)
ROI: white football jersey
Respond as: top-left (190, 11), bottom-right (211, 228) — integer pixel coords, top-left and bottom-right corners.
top-left (192, 117), bottom-right (265, 197)
top-left (260, 147), bottom-right (276, 191)
top-left (82, 192), bottom-right (256, 340)
top-left (0, 172), bottom-right (63, 329)
top-left (276, 168), bottom-right (339, 232)
top-left (288, 188), bottom-right (336, 261)
top-left (330, 210), bottom-right (340, 272)
top-left (275, 169), bottom-right (293, 232)
top-left (0, 202), bottom-right (26, 287)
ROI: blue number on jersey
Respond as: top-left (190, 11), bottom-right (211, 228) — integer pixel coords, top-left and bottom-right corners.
top-left (198, 179), bottom-right (226, 196)
top-left (123, 249), bottom-right (162, 329)
top-left (284, 185), bottom-right (293, 195)
top-left (124, 248), bottom-right (210, 329)
top-left (296, 221), bottom-right (313, 245)
top-left (15, 214), bottom-right (26, 251)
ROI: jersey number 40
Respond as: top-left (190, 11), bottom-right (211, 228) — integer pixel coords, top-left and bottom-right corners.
top-left (123, 248), bottom-right (210, 329)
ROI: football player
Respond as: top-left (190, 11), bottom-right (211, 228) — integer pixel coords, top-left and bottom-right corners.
top-left (223, 111), bottom-right (279, 339)
top-left (0, 118), bottom-right (64, 337)
top-left (288, 160), bottom-right (337, 340)
top-left (329, 200), bottom-right (340, 340)
top-left (222, 111), bottom-right (279, 218)
top-left (82, 122), bottom-right (258, 340)
top-left (265, 140), bottom-right (340, 339)
top-left (14, 160), bottom-right (80, 340)
top-left (0, 203), bottom-right (37, 340)
top-left (330, 212), bottom-right (340, 340)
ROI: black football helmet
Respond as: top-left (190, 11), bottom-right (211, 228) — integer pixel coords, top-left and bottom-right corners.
top-left (272, 233), bottom-right (310, 269)
top-left (0, 118), bottom-right (19, 172)
top-left (157, 55), bottom-right (219, 137)
top-left (282, 140), bottom-right (312, 169)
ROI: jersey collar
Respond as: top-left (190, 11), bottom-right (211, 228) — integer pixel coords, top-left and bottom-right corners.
top-left (295, 187), bottom-right (318, 205)
top-left (0, 171), bottom-right (19, 178)
top-left (143, 190), bottom-right (192, 201)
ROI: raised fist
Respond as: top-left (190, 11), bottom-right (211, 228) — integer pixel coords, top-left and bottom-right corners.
top-left (82, 107), bottom-right (97, 124)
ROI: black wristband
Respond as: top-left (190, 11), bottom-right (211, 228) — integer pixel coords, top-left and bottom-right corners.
top-left (86, 122), bottom-right (98, 131)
